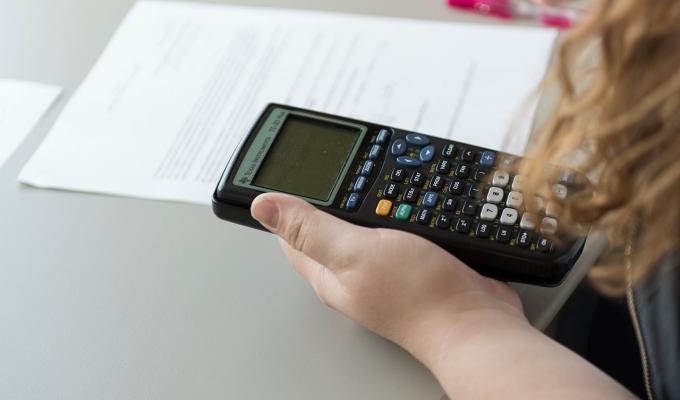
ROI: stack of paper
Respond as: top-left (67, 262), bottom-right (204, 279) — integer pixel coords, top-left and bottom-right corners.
top-left (19, 1), bottom-right (556, 205)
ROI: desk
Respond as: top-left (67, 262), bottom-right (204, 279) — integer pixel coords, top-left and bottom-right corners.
top-left (0, 1), bottom-right (603, 398)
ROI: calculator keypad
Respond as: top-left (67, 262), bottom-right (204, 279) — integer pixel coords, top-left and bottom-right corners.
top-left (365, 130), bottom-right (577, 254)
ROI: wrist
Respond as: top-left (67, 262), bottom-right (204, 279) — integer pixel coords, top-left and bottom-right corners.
top-left (398, 299), bottom-right (532, 371)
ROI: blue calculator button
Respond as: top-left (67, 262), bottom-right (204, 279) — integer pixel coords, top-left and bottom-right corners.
top-left (419, 145), bottom-right (436, 163)
top-left (396, 156), bottom-right (421, 168)
top-left (353, 176), bottom-right (367, 192)
top-left (361, 161), bottom-right (374, 176)
top-left (480, 151), bottom-right (496, 167)
top-left (390, 139), bottom-right (407, 156)
top-left (376, 129), bottom-right (391, 145)
top-left (368, 145), bottom-right (381, 160)
top-left (346, 193), bottom-right (360, 210)
top-left (423, 191), bottom-right (439, 208)
top-left (405, 133), bottom-right (430, 146)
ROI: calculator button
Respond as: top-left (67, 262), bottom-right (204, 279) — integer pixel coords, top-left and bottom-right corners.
top-left (346, 193), bottom-right (360, 210)
top-left (429, 175), bottom-right (445, 191)
top-left (537, 237), bottom-right (553, 253)
top-left (479, 151), bottom-right (496, 167)
top-left (436, 159), bottom-right (452, 174)
top-left (448, 179), bottom-right (464, 194)
top-left (376, 129), bottom-right (391, 145)
top-left (436, 213), bottom-right (452, 229)
top-left (455, 163), bottom-right (471, 178)
top-left (368, 145), bottom-right (381, 160)
top-left (403, 186), bottom-right (419, 203)
top-left (546, 202), bottom-right (561, 217)
top-left (516, 230), bottom-right (533, 248)
top-left (442, 195), bottom-right (458, 211)
top-left (353, 176), bottom-right (367, 192)
top-left (511, 175), bottom-right (525, 191)
top-left (552, 183), bottom-right (568, 200)
top-left (498, 155), bottom-right (516, 169)
top-left (461, 148), bottom-right (476, 162)
top-left (540, 217), bottom-right (558, 235)
top-left (416, 209), bottom-right (433, 225)
top-left (410, 171), bottom-right (426, 187)
top-left (486, 187), bottom-right (504, 204)
top-left (461, 201), bottom-right (478, 216)
top-left (474, 168), bottom-right (489, 182)
top-left (419, 145), bottom-right (436, 163)
top-left (395, 204), bottom-right (413, 221)
top-left (496, 226), bottom-right (512, 243)
top-left (390, 139), bottom-right (407, 156)
top-left (455, 217), bottom-right (472, 233)
top-left (442, 143), bottom-right (456, 158)
top-left (506, 191), bottom-right (523, 208)
top-left (475, 221), bottom-right (492, 238)
top-left (390, 167), bottom-right (407, 182)
top-left (361, 161), bottom-right (374, 176)
top-left (519, 213), bottom-right (537, 231)
top-left (405, 133), bottom-right (430, 146)
top-left (396, 156), bottom-right (421, 168)
top-left (480, 203), bottom-right (498, 221)
top-left (492, 170), bottom-right (510, 187)
top-left (500, 208), bottom-right (518, 225)
top-left (384, 183), bottom-right (400, 198)
top-left (466, 183), bottom-right (481, 199)
top-left (375, 199), bottom-right (392, 216)
top-left (559, 170), bottom-right (575, 184)
top-left (530, 196), bottom-right (546, 212)
top-left (422, 191), bottom-right (439, 208)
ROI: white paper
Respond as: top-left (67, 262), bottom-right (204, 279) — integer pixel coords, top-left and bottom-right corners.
top-left (0, 80), bottom-right (60, 168)
top-left (20, 1), bottom-right (556, 205)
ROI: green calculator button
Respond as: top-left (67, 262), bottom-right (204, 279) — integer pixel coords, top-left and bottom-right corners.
top-left (395, 204), bottom-right (413, 221)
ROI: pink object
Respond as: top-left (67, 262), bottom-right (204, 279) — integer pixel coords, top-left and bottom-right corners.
top-left (447, 0), bottom-right (579, 29)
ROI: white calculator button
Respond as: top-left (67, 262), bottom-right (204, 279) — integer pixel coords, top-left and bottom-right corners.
top-left (486, 187), bottom-right (504, 204)
top-left (492, 170), bottom-right (509, 187)
top-left (480, 203), bottom-right (499, 221)
top-left (552, 184), bottom-right (568, 199)
top-left (546, 202), bottom-right (561, 217)
top-left (500, 208), bottom-right (518, 225)
top-left (506, 191), bottom-right (523, 208)
top-left (511, 175), bottom-right (525, 191)
top-left (520, 213), bottom-right (537, 230)
top-left (541, 217), bottom-right (558, 235)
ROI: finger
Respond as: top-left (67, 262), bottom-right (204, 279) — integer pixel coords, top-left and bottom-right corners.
top-left (251, 192), bottom-right (371, 271)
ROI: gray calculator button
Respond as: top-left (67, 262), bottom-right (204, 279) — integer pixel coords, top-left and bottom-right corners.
top-left (541, 217), bottom-right (558, 235)
top-left (486, 187), bottom-right (504, 204)
top-left (552, 183), bottom-right (568, 199)
top-left (492, 170), bottom-right (509, 187)
top-left (511, 175), bottom-right (525, 191)
top-left (500, 208), bottom-right (518, 225)
top-left (506, 191), bottom-right (523, 208)
top-left (519, 213), bottom-right (537, 231)
top-left (480, 203), bottom-right (498, 221)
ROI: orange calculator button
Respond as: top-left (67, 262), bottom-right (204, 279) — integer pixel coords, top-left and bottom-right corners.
top-left (375, 199), bottom-right (393, 216)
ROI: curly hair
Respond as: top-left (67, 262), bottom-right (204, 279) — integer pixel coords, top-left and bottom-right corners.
top-left (520, 0), bottom-right (680, 294)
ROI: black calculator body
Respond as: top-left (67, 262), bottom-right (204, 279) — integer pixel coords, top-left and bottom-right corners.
top-left (213, 103), bottom-right (588, 286)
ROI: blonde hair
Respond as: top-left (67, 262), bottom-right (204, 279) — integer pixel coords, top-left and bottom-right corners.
top-left (521, 0), bottom-right (680, 294)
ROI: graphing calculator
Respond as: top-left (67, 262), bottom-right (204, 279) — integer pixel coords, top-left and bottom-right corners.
top-left (213, 104), bottom-right (589, 286)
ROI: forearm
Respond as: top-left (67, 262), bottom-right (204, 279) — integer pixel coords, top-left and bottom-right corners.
top-left (409, 310), bottom-right (634, 399)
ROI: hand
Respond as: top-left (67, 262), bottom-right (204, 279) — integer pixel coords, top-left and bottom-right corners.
top-left (250, 193), bottom-right (527, 365)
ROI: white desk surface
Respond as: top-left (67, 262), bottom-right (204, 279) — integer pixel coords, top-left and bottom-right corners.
top-left (0, 1), bottom-right (602, 399)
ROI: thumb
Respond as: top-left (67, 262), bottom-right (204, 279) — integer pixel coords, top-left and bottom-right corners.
top-left (250, 193), bottom-right (368, 270)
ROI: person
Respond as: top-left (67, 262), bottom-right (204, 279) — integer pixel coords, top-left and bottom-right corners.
top-left (251, 0), bottom-right (680, 398)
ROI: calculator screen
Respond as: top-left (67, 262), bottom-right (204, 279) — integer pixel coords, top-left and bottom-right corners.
top-left (252, 115), bottom-right (361, 201)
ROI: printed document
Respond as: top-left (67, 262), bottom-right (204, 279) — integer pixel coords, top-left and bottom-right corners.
top-left (0, 80), bottom-right (60, 168)
top-left (20, 1), bottom-right (556, 204)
